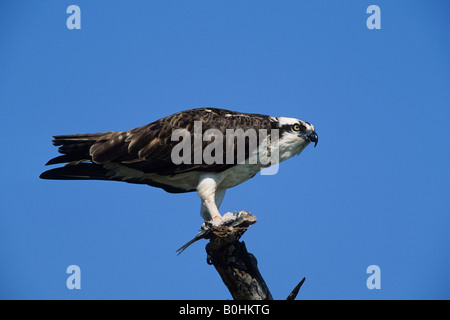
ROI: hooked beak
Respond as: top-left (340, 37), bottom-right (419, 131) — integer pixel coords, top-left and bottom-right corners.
top-left (308, 131), bottom-right (318, 147)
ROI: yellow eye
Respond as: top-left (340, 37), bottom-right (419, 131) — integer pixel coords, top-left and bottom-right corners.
top-left (293, 124), bottom-right (300, 131)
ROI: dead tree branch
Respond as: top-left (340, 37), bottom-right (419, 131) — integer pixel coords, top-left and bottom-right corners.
top-left (178, 211), bottom-right (305, 300)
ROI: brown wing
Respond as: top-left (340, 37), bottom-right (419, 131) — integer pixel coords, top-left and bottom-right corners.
top-left (41, 107), bottom-right (278, 187)
top-left (87, 108), bottom-right (275, 175)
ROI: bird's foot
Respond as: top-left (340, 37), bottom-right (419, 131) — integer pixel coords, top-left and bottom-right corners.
top-left (176, 211), bottom-right (255, 255)
top-left (207, 211), bottom-right (251, 228)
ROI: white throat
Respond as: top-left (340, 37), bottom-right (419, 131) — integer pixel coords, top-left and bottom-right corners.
top-left (277, 131), bottom-right (309, 163)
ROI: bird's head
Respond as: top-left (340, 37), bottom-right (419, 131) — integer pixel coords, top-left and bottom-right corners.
top-left (274, 116), bottom-right (318, 161)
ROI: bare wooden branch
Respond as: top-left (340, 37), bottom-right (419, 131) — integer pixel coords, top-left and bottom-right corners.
top-left (178, 211), bottom-right (306, 300)
top-left (286, 277), bottom-right (306, 300)
top-left (205, 212), bottom-right (273, 300)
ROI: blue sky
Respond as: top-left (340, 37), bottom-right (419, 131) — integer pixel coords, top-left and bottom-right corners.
top-left (0, 0), bottom-right (449, 299)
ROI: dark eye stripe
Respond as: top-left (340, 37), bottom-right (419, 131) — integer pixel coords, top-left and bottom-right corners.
top-left (294, 123), bottom-right (306, 131)
top-left (280, 123), bottom-right (307, 134)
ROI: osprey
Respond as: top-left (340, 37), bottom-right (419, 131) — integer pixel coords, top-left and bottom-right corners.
top-left (40, 108), bottom-right (318, 225)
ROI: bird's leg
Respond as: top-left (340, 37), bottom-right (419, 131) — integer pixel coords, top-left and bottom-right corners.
top-left (200, 188), bottom-right (226, 223)
top-left (197, 176), bottom-right (222, 224)
top-left (176, 187), bottom-right (222, 255)
top-left (201, 197), bottom-right (222, 222)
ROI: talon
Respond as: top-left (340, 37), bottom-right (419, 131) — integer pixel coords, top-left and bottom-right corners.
top-left (209, 217), bottom-right (224, 227)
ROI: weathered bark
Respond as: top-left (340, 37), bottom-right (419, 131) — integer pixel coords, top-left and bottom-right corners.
top-left (178, 211), bottom-right (305, 300)
top-left (205, 212), bottom-right (272, 300)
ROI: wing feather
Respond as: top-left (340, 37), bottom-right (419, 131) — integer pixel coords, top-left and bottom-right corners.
top-left (45, 108), bottom-right (276, 176)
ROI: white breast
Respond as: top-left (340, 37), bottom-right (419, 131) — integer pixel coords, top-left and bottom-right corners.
top-left (217, 164), bottom-right (261, 189)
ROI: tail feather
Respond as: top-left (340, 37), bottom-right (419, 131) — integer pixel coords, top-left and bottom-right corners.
top-left (41, 132), bottom-right (115, 181)
top-left (44, 132), bottom-right (111, 165)
top-left (52, 133), bottom-right (111, 146)
top-left (40, 161), bottom-right (153, 187)
top-left (45, 154), bottom-right (89, 166)
top-left (39, 162), bottom-right (109, 180)
top-left (40, 131), bottom-right (180, 190)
